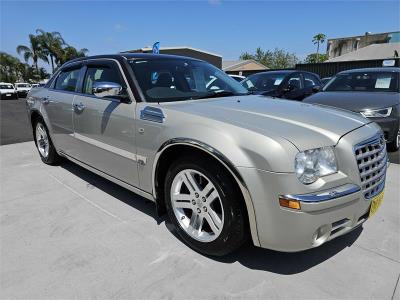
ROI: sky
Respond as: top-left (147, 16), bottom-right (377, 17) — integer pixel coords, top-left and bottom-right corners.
top-left (1, 0), bottom-right (399, 70)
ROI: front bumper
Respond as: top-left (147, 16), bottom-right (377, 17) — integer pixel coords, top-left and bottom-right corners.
top-left (17, 90), bottom-right (29, 98)
top-left (239, 168), bottom-right (374, 251)
top-left (239, 123), bottom-right (386, 252)
top-left (1, 93), bottom-right (17, 99)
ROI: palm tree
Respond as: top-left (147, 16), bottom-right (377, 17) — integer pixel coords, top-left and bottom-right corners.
top-left (312, 33), bottom-right (327, 61)
top-left (16, 34), bottom-right (48, 73)
top-left (36, 29), bottom-right (65, 73)
top-left (57, 46), bottom-right (88, 65)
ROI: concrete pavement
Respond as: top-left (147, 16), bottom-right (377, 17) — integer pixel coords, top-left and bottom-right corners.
top-left (1, 141), bottom-right (399, 299)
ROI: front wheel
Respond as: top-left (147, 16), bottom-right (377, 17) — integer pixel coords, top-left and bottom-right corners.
top-left (387, 129), bottom-right (400, 152)
top-left (34, 119), bottom-right (60, 164)
top-left (164, 156), bottom-right (248, 256)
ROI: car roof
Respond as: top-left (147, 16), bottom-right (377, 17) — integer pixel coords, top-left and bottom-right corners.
top-left (66, 53), bottom-right (203, 65)
top-left (338, 67), bottom-right (400, 74)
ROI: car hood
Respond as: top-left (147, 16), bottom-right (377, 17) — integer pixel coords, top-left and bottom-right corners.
top-left (163, 95), bottom-right (371, 150)
top-left (304, 91), bottom-right (400, 111)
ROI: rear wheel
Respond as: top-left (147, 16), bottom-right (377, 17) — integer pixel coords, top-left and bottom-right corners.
top-left (34, 119), bottom-right (60, 164)
top-left (164, 156), bottom-right (247, 256)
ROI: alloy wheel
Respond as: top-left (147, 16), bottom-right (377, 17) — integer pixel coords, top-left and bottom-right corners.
top-left (170, 169), bottom-right (224, 242)
top-left (36, 123), bottom-right (49, 158)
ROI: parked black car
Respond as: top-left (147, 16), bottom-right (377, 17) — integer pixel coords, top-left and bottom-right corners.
top-left (241, 70), bottom-right (322, 100)
top-left (305, 67), bottom-right (400, 151)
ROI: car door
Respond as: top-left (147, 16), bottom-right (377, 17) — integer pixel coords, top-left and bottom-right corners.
top-left (279, 72), bottom-right (304, 100)
top-left (71, 59), bottom-right (139, 187)
top-left (41, 63), bottom-right (83, 154)
top-left (302, 72), bottom-right (322, 99)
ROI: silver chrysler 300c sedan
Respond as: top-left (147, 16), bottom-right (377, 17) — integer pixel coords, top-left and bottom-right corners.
top-left (26, 54), bottom-right (388, 256)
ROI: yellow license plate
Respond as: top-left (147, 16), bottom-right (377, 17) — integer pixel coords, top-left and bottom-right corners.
top-left (369, 191), bottom-right (384, 217)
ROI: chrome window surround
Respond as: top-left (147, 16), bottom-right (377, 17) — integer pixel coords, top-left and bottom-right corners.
top-left (152, 138), bottom-right (260, 246)
top-left (354, 133), bottom-right (388, 199)
top-left (282, 183), bottom-right (361, 203)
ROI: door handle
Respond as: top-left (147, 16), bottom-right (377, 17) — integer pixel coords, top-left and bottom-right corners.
top-left (73, 102), bottom-right (86, 112)
top-left (42, 96), bottom-right (50, 104)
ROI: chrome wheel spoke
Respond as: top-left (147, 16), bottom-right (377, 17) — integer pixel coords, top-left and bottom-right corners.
top-left (205, 210), bottom-right (223, 234)
top-left (189, 213), bottom-right (203, 235)
top-left (183, 170), bottom-right (201, 193)
top-left (173, 200), bottom-right (193, 210)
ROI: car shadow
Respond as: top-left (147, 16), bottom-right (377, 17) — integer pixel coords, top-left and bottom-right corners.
top-left (60, 159), bottom-right (363, 275)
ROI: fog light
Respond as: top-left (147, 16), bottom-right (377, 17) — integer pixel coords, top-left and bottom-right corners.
top-left (279, 198), bottom-right (301, 210)
top-left (312, 225), bottom-right (330, 247)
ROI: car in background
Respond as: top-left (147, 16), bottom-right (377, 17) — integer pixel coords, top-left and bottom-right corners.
top-left (31, 84), bottom-right (39, 89)
top-left (15, 82), bottom-right (32, 98)
top-left (321, 77), bottom-right (332, 86)
top-left (229, 74), bottom-right (246, 82)
top-left (241, 70), bottom-right (322, 101)
top-left (0, 82), bottom-right (18, 100)
top-left (305, 67), bottom-right (400, 151)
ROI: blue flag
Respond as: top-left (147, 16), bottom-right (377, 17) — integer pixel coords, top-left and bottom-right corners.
top-left (152, 42), bottom-right (160, 54)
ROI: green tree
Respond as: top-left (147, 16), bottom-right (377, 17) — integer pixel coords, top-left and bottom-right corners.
top-left (304, 53), bottom-right (328, 63)
top-left (16, 34), bottom-right (49, 73)
top-left (312, 33), bottom-right (327, 61)
top-left (57, 46), bottom-right (88, 65)
top-left (36, 29), bottom-right (66, 73)
top-left (240, 47), bottom-right (299, 69)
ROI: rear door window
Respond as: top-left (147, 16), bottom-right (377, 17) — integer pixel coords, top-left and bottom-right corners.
top-left (54, 68), bottom-right (81, 92)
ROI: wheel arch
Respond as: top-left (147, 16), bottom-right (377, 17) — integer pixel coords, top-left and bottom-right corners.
top-left (152, 138), bottom-right (260, 246)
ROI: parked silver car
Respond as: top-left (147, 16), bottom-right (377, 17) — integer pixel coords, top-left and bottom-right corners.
top-left (26, 54), bottom-right (388, 256)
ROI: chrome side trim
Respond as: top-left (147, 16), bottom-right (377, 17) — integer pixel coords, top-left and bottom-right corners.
top-left (140, 106), bottom-right (165, 123)
top-left (74, 133), bottom-right (137, 161)
top-left (283, 183), bottom-right (361, 202)
top-left (152, 138), bottom-right (260, 246)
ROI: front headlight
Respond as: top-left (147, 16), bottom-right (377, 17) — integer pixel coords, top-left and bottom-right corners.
top-left (360, 107), bottom-right (392, 118)
top-left (295, 146), bottom-right (338, 184)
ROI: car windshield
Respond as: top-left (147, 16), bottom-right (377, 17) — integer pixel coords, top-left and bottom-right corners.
top-left (242, 73), bottom-right (286, 92)
top-left (128, 59), bottom-right (248, 102)
top-left (323, 72), bottom-right (399, 92)
top-left (0, 84), bottom-right (14, 89)
top-left (16, 84), bottom-right (30, 88)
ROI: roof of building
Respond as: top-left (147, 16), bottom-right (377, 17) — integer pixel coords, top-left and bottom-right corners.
top-left (328, 31), bottom-right (400, 42)
top-left (327, 43), bottom-right (400, 62)
top-left (122, 46), bottom-right (222, 58)
top-left (222, 60), bottom-right (268, 71)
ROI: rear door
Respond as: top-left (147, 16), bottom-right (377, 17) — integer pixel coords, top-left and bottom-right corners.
top-left (42, 63), bottom-right (83, 154)
top-left (71, 59), bottom-right (139, 187)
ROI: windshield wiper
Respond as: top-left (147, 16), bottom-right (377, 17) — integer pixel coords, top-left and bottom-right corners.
top-left (195, 90), bottom-right (245, 100)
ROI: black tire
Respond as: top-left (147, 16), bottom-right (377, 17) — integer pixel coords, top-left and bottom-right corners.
top-left (164, 155), bottom-right (248, 256)
top-left (387, 129), bottom-right (399, 152)
top-left (33, 118), bottom-right (60, 165)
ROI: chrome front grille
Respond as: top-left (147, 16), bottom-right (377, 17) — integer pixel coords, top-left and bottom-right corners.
top-left (354, 134), bottom-right (387, 199)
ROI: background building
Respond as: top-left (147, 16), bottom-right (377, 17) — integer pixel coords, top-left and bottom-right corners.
top-left (327, 31), bottom-right (400, 59)
top-left (122, 46), bottom-right (222, 68)
top-left (222, 60), bottom-right (268, 76)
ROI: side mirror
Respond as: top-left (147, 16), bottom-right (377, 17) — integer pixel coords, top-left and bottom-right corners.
top-left (283, 84), bottom-right (295, 93)
top-left (92, 81), bottom-right (130, 103)
top-left (312, 85), bottom-right (321, 93)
